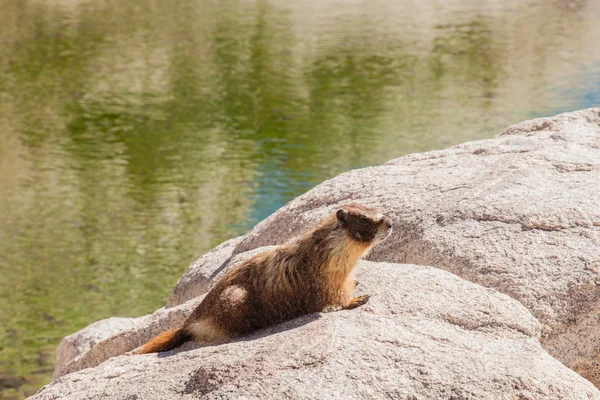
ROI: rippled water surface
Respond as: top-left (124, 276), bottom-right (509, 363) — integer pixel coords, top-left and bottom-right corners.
top-left (1, 0), bottom-right (599, 397)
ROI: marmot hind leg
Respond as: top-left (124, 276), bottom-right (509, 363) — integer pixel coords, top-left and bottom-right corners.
top-left (186, 317), bottom-right (230, 343)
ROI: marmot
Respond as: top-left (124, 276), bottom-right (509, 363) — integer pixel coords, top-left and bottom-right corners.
top-left (138, 203), bottom-right (393, 354)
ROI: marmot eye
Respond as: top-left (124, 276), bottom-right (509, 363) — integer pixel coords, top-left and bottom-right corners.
top-left (359, 217), bottom-right (369, 224)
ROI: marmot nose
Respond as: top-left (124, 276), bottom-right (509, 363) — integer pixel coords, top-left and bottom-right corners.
top-left (384, 217), bottom-right (393, 228)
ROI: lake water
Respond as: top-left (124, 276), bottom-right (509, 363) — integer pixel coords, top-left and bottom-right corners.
top-left (0, 0), bottom-right (599, 398)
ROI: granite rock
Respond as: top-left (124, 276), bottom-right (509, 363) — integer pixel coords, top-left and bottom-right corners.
top-left (34, 262), bottom-right (600, 400)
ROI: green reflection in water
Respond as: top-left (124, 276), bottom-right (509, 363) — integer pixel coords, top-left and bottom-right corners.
top-left (0, 0), bottom-right (599, 398)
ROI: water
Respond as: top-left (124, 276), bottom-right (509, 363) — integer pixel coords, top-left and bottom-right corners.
top-left (0, 0), bottom-right (599, 398)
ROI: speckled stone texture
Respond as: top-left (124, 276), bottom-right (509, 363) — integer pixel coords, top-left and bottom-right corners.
top-left (52, 317), bottom-right (139, 379)
top-left (32, 262), bottom-right (599, 400)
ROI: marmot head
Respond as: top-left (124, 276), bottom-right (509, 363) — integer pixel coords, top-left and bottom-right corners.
top-left (336, 204), bottom-right (393, 244)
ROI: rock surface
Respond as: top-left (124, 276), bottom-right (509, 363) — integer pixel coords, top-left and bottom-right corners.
top-left (55, 299), bottom-right (202, 379)
top-left (32, 263), bottom-right (600, 400)
top-left (52, 317), bottom-right (139, 379)
top-left (167, 108), bottom-right (600, 382)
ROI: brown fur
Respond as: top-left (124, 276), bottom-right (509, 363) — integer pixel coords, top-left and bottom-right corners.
top-left (138, 204), bottom-right (392, 354)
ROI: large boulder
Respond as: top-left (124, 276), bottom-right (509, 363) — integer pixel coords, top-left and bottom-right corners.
top-left (32, 262), bottom-right (600, 400)
top-left (167, 108), bottom-right (600, 383)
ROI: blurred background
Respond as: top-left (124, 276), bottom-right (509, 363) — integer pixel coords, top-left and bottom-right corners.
top-left (0, 0), bottom-right (599, 398)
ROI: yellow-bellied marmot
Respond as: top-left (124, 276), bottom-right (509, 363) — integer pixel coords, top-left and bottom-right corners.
top-left (138, 203), bottom-right (393, 354)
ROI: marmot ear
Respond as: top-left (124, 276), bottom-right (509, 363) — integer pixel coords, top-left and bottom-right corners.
top-left (336, 209), bottom-right (348, 223)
